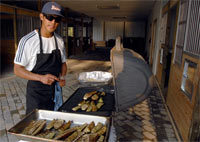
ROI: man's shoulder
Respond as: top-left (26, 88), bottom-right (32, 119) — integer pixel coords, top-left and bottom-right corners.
top-left (20, 30), bottom-right (38, 43)
top-left (54, 33), bottom-right (63, 42)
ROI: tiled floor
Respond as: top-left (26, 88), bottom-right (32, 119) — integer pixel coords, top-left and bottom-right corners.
top-left (0, 49), bottom-right (179, 142)
top-left (113, 87), bottom-right (177, 142)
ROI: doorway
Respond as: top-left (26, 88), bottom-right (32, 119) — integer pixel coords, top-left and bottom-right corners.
top-left (164, 6), bottom-right (177, 93)
top-left (149, 19), bottom-right (157, 67)
top-left (68, 26), bottom-right (74, 56)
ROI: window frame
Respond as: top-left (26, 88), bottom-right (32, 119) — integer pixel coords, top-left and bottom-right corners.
top-left (173, 0), bottom-right (190, 64)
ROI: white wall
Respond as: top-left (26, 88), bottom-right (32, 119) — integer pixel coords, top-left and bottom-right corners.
top-left (93, 19), bottom-right (103, 41)
top-left (93, 19), bottom-right (145, 41)
top-left (105, 21), bottom-right (124, 40)
top-left (146, 0), bottom-right (163, 75)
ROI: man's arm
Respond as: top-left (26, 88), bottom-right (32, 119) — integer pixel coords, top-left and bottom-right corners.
top-left (14, 64), bottom-right (59, 85)
top-left (59, 62), bottom-right (67, 87)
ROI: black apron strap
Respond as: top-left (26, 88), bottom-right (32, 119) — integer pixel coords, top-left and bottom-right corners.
top-left (39, 29), bottom-right (58, 52)
top-left (38, 29), bottom-right (43, 54)
top-left (53, 34), bottom-right (59, 50)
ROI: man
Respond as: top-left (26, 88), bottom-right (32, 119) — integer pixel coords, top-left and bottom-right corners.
top-left (14, 2), bottom-right (67, 114)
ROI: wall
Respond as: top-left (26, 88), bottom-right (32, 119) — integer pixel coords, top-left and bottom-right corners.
top-left (145, 13), bottom-right (152, 60)
top-left (167, 54), bottom-right (199, 141)
top-left (105, 21), bottom-right (124, 40)
top-left (93, 19), bottom-right (145, 41)
top-left (166, 0), bottom-right (200, 140)
top-left (93, 19), bottom-right (103, 41)
top-left (125, 22), bottom-right (145, 38)
top-left (162, 0), bottom-right (170, 7)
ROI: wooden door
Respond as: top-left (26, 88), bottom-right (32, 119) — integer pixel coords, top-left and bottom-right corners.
top-left (149, 19), bottom-right (157, 66)
top-left (156, 12), bottom-right (168, 89)
top-left (156, 5), bottom-right (178, 98)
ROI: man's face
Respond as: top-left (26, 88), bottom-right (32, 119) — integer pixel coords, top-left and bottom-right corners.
top-left (40, 13), bottom-right (61, 33)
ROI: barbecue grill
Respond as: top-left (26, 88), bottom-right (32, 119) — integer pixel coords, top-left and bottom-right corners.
top-left (59, 37), bottom-right (154, 116)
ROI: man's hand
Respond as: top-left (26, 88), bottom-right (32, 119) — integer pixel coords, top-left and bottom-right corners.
top-left (59, 80), bottom-right (65, 87)
top-left (40, 74), bottom-right (59, 85)
top-left (14, 64), bottom-right (60, 85)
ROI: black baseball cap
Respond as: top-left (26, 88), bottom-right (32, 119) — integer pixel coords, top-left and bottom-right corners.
top-left (41, 2), bottom-right (64, 17)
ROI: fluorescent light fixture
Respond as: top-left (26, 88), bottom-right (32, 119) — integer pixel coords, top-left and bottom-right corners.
top-left (112, 16), bottom-right (126, 20)
top-left (97, 5), bottom-right (120, 10)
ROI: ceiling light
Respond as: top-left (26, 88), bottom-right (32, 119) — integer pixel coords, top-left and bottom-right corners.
top-left (112, 16), bottom-right (126, 20)
top-left (97, 5), bottom-right (120, 10)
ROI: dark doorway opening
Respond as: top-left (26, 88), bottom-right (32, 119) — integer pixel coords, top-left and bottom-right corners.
top-left (164, 6), bottom-right (177, 96)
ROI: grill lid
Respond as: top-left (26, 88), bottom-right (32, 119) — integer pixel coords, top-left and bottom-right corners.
top-left (111, 37), bottom-right (154, 111)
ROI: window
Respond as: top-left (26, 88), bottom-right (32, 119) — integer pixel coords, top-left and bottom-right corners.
top-left (184, 0), bottom-right (200, 57)
top-left (68, 27), bottom-right (74, 37)
top-left (174, 0), bottom-right (200, 64)
top-left (173, 0), bottom-right (189, 64)
top-left (181, 59), bottom-right (197, 100)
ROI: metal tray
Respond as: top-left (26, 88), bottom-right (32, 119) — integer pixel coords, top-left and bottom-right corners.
top-left (8, 109), bottom-right (111, 142)
top-left (78, 71), bottom-right (113, 86)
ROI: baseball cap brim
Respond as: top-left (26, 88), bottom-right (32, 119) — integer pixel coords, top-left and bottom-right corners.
top-left (43, 11), bottom-right (64, 17)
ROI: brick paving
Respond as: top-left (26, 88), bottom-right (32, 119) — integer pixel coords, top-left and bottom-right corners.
top-left (0, 49), bottom-right (178, 142)
top-left (113, 87), bottom-right (178, 142)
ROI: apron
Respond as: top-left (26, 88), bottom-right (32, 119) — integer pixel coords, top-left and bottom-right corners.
top-left (26, 29), bottom-right (62, 114)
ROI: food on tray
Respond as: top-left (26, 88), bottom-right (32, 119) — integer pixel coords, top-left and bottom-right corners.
top-left (44, 131), bottom-right (56, 139)
top-left (72, 90), bottom-right (106, 112)
top-left (37, 130), bottom-right (50, 137)
top-left (98, 97), bottom-right (103, 103)
top-left (97, 102), bottom-right (104, 109)
top-left (96, 126), bottom-right (107, 136)
top-left (46, 119), bottom-right (56, 130)
top-left (22, 120), bottom-right (36, 134)
top-left (72, 105), bottom-right (81, 111)
top-left (54, 127), bottom-right (77, 140)
top-left (78, 100), bottom-right (86, 106)
top-left (86, 104), bottom-right (92, 112)
top-left (91, 122), bottom-right (103, 134)
top-left (65, 131), bottom-right (78, 142)
top-left (77, 123), bottom-right (88, 132)
top-left (27, 120), bottom-right (46, 135)
top-left (83, 91), bottom-right (97, 100)
top-left (92, 104), bottom-right (98, 112)
top-left (83, 121), bottom-right (95, 133)
top-left (54, 119), bottom-right (65, 129)
top-left (91, 94), bottom-right (99, 100)
top-left (100, 91), bottom-right (106, 96)
top-left (97, 135), bottom-right (104, 142)
top-left (20, 119), bottom-right (107, 142)
top-left (91, 101), bottom-right (95, 105)
top-left (81, 133), bottom-right (99, 142)
top-left (32, 120), bottom-right (46, 136)
top-left (81, 103), bottom-right (89, 111)
top-left (58, 120), bottom-right (71, 132)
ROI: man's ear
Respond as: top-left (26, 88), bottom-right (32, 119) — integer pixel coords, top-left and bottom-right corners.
top-left (40, 13), bottom-right (44, 21)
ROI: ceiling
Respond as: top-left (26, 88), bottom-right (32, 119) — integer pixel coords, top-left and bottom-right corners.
top-left (55, 0), bottom-right (156, 21)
